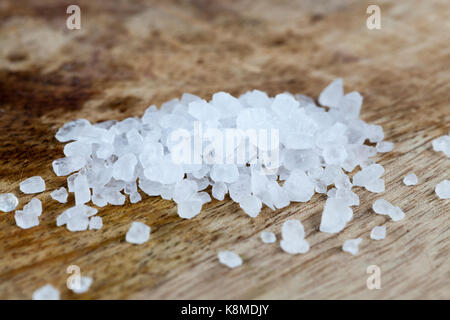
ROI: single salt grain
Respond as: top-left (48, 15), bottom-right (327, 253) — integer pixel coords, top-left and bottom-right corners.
top-left (318, 78), bottom-right (343, 108)
top-left (280, 219), bottom-right (309, 254)
top-left (89, 216), bottom-right (103, 230)
top-left (239, 195), bottom-right (262, 218)
top-left (129, 192), bottom-right (142, 204)
top-left (370, 226), bottom-right (386, 240)
top-left (342, 238), bottom-right (362, 255)
top-left (50, 187), bottom-right (68, 203)
top-left (218, 251), bottom-right (242, 269)
top-left (19, 176), bottom-right (45, 194)
top-left (32, 284), bottom-right (60, 300)
top-left (376, 141), bottom-right (394, 153)
top-left (14, 198), bottom-right (42, 229)
top-left (435, 180), bottom-right (450, 199)
top-left (432, 135), bottom-right (450, 157)
top-left (126, 221), bottom-right (150, 244)
top-left (403, 173), bottom-right (418, 186)
top-left (260, 231), bottom-right (276, 243)
top-left (69, 276), bottom-right (93, 294)
top-left (0, 193), bottom-right (18, 212)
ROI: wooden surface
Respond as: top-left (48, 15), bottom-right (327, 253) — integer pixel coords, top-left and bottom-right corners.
top-left (0, 0), bottom-right (449, 300)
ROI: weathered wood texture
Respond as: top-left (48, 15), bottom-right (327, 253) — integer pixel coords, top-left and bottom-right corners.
top-left (0, 0), bottom-right (449, 299)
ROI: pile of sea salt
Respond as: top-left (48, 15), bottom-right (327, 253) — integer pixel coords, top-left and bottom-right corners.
top-left (50, 78), bottom-right (396, 234)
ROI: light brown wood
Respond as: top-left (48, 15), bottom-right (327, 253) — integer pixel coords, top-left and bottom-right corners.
top-left (0, 0), bottom-right (449, 299)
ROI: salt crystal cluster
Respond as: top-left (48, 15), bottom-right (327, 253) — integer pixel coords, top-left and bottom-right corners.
top-left (14, 198), bottom-right (42, 229)
top-left (50, 79), bottom-right (394, 235)
top-left (32, 284), bottom-right (60, 300)
top-left (19, 176), bottom-right (45, 194)
top-left (0, 193), bottom-right (18, 212)
top-left (218, 250), bottom-right (242, 269)
top-left (435, 180), bottom-right (450, 199)
top-left (432, 135), bottom-right (450, 157)
top-left (342, 238), bottom-right (362, 255)
top-left (280, 220), bottom-right (309, 254)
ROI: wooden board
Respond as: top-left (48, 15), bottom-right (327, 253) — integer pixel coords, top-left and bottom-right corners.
top-left (0, 0), bottom-right (449, 299)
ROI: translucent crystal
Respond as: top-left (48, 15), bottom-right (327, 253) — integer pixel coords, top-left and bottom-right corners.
top-left (50, 187), bottom-right (68, 203)
top-left (280, 219), bottom-right (309, 254)
top-left (260, 231), bottom-right (276, 243)
top-left (19, 176), bottom-right (45, 194)
top-left (370, 226), bottom-right (386, 240)
top-left (32, 284), bottom-right (60, 300)
top-left (52, 156), bottom-right (86, 176)
top-left (126, 222), bottom-right (150, 244)
top-left (318, 78), bottom-right (343, 108)
top-left (372, 199), bottom-right (405, 221)
top-left (89, 216), bottom-right (103, 230)
top-left (218, 250), bottom-right (242, 269)
top-left (212, 182), bottom-right (227, 200)
top-left (376, 141), bottom-right (394, 153)
top-left (403, 173), bottom-right (418, 186)
top-left (239, 195), bottom-right (262, 218)
top-left (0, 193), bottom-right (18, 212)
top-left (435, 180), bottom-right (450, 199)
top-left (130, 192), bottom-right (142, 204)
top-left (432, 135), bottom-right (450, 157)
top-left (69, 276), bottom-right (93, 294)
top-left (320, 198), bottom-right (353, 233)
top-left (342, 238), bottom-right (362, 255)
top-left (352, 164), bottom-right (384, 187)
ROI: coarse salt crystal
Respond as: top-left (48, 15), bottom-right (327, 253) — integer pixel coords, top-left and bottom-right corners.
top-left (19, 176), bottom-right (45, 194)
top-left (260, 231), bottom-right (276, 243)
top-left (342, 238), bottom-right (362, 255)
top-left (32, 284), bottom-right (60, 300)
top-left (370, 226), bottom-right (386, 240)
top-left (0, 193), bottom-right (18, 212)
top-left (403, 173), bottom-right (418, 186)
top-left (218, 250), bottom-right (242, 269)
top-left (126, 221), bottom-right (150, 244)
top-left (435, 180), bottom-right (450, 199)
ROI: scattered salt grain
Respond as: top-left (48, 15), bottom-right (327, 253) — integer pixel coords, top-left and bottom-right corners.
top-left (372, 199), bottom-right (405, 221)
top-left (435, 180), bottom-right (450, 199)
top-left (342, 238), bottom-right (362, 255)
top-left (280, 219), bottom-right (309, 254)
top-left (0, 193), bottom-right (18, 212)
top-left (32, 284), bottom-right (60, 300)
top-left (218, 250), bottom-right (242, 269)
top-left (69, 276), bottom-right (93, 294)
top-left (19, 176), bottom-right (45, 194)
top-left (260, 231), bottom-right (276, 244)
top-left (50, 187), bottom-right (68, 203)
top-left (403, 173), bottom-right (418, 186)
top-left (89, 216), bottom-right (103, 230)
top-left (370, 226), bottom-right (386, 240)
top-left (432, 135), bottom-right (450, 157)
top-left (126, 221), bottom-right (150, 244)
top-left (320, 198), bottom-right (353, 234)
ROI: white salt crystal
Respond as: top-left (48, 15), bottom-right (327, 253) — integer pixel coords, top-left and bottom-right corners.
top-left (435, 180), bottom-right (450, 199)
top-left (403, 173), bottom-right (418, 186)
top-left (218, 250), bottom-right (242, 269)
top-left (69, 276), bottom-right (93, 294)
top-left (14, 210), bottom-right (40, 229)
top-left (52, 156), bottom-right (86, 176)
top-left (212, 182), bottom-right (227, 200)
top-left (173, 179), bottom-right (198, 204)
top-left (32, 284), bottom-right (60, 300)
top-left (177, 199), bottom-right (203, 219)
top-left (19, 176), bottom-right (45, 194)
top-left (89, 216), bottom-right (103, 230)
top-left (352, 164), bottom-right (384, 187)
top-left (74, 174), bottom-right (90, 206)
top-left (239, 195), bottom-right (262, 218)
top-left (342, 238), bottom-right (362, 255)
top-left (260, 231), bottom-right (276, 243)
top-left (318, 78), bottom-right (343, 108)
top-left (50, 187), bottom-right (68, 203)
top-left (320, 198), bottom-right (353, 234)
top-left (365, 178), bottom-right (385, 193)
top-left (23, 198), bottom-right (42, 216)
top-left (130, 192), bottom-right (142, 204)
top-left (370, 226), bottom-right (386, 240)
top-left (376, 141), bottom-right (394, 153)
top-left (432, 135), bottom-right (450, 157)
top-left (280, 219), bottom-right (309, 254)
top-left (126, 222), bottom-right (150, 244)
top-left (372, 199), bottom-right (405, 221)
top-left (0, 193), bottom-right (18, 212)
top-left (210, 164), bottom-right (239, 184)
top-left (283, 169), bottom-right (315, 202)
top-left (55, 119), bottom-right (90, 142)
top-left (112, 153), bottom-right (137, 182)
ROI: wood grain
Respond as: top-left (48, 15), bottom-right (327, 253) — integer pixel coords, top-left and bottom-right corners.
top-left (0, 0), bottom-right (449, 299)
